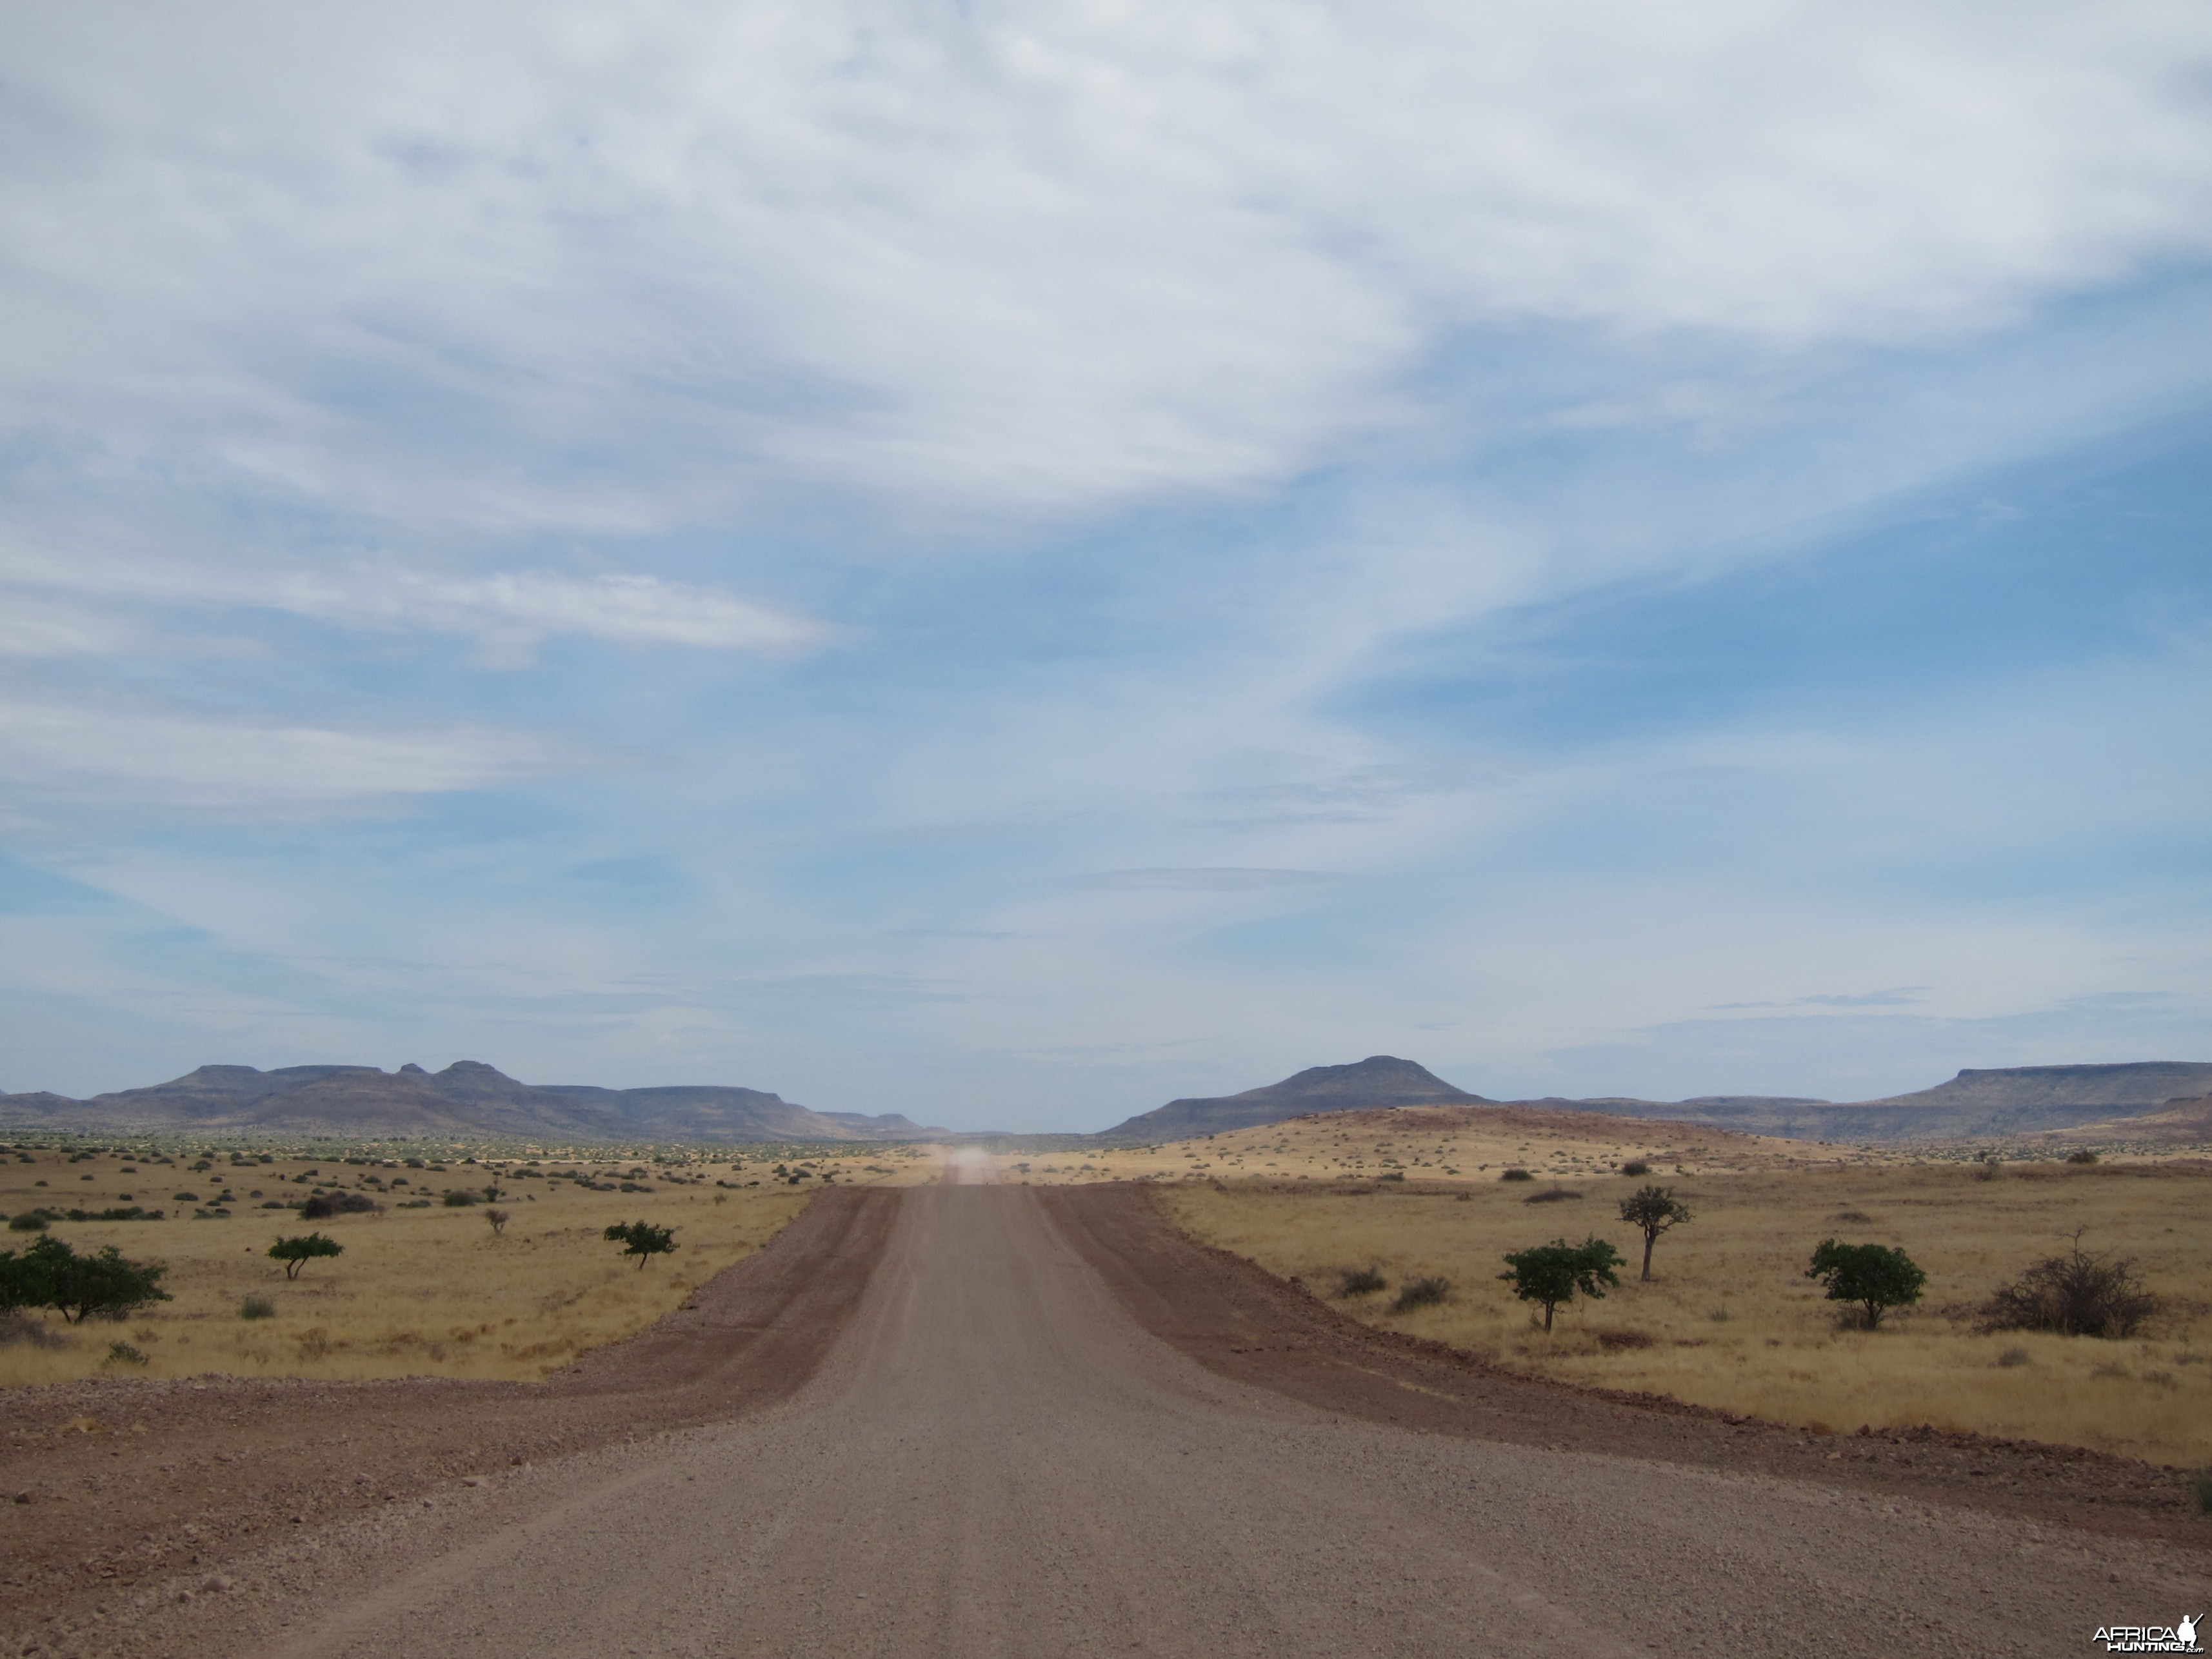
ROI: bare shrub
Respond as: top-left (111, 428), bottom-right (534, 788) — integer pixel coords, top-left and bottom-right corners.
top-left (1981, 1237), bottom-right (2157, 1338)
top-left (1524, 1187), bottom-right (1582, 1204)
top-left (239, 1296), bottom-right (276, 1320)
top-left (1389, 1276), bottom-right (1450, 1314)
top-left (1335, 1266), bottom-right (1386, 1298)
top-left (1499, 1168), bottom-right (1534, 1182)
top-left (484, 1207), bottom-right (511, 1237)
top-left (0, 1309), bottom-right (65, 1349)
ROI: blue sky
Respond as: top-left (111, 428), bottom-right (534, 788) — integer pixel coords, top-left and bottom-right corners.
top-left (3, 2), bottom-right (2210, 1129)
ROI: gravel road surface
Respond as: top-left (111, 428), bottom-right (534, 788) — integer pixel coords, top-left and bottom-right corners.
top-left (120, 1185), bottom-right (2187, 1659)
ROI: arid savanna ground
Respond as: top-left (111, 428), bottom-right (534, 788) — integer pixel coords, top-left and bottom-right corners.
top-left (0, 1138), bottom-right (935, 1385)
top-left (1155, 1151), bottom-right (2212, 1466)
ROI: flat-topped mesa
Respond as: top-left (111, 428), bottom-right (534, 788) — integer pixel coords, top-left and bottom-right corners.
top-left (0, 1061), bottom-right (946, 1142)
top-left (1098, 1055), bottom-right (1488, 1142)
top-left (1097, 1057), bottom-right (2212, 1146)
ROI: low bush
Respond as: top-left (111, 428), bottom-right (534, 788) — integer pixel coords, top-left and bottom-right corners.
top-left (8, 1212), bottom-right (50, 1232)
top-left (1500, 1168), bottom-right (1534, 1182)
top-left (0, 1309), bottom-right (65, 1349)
top-left (1335, 1266), bottom-right (1387, 1298)
top-left (2065, 1149), bottom-right (2099, 1165)
top-left (1996, 1346), bottom-right (2030, 1367)
top-left (1390, 1276), bottom-right (1450, 1315)
top-left (301, 1192), bottom-right (382, 1220)
top-left (104, 1341), bottom-right (148, 1367)
top-left (1619, 1160), bottom-right (1650, 1177)
top-left (441, 1190), bottom-right (479, 1207)
top-left (1524, 1187), bottom-right (1582, 1204)
top-left (1980, 1238), bottom-right (2157, 1339)
top-left (240, 1295), bottom-right (277, 1320)
top-left (2191, 1471), bottom-right (2212, 1516)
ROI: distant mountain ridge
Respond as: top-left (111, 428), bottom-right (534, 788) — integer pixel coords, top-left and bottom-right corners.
top-left (1099, 1056), bottom-right (1488, 1141)
top-left (0, 1061), bottom-right (940, 1143)
top-left (1097, 1057), bottom-right (2212, 1143)
top-left (1559, 1062), bottom-right (2212, 1140)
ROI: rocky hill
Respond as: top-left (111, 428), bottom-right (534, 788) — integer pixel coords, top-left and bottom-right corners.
top-left (1097, 1058), bottom-right (2212, 1144)
top-left (0, 1061), bottom-right (940, 1143)
top-left (1097, 1055), bottom-right (1487, 1141)
top-left (1561, 1062), bottom-right (2212, 1140)
top-left (2020, 1092), bottom-right (2212, 1147)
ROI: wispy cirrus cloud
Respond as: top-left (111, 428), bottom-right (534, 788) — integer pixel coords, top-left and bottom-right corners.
top-left (1068, 868), bottom-right (1345, 892)
top-left (0, 1), bottom-right (2207, 1118)
top-left (0, 700), bottom-right (576, 808)
top-left (1712, 987), bottom-right (1932, 1011)
top-left (0, 557), bottom-right (827, 661)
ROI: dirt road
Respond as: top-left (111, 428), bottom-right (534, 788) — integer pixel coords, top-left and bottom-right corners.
top-left (11, 1185), bottom-right (2204, 1658)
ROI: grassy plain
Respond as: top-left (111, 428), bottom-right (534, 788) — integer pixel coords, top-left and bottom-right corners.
top-left (1161, 1157), bottom-right (2212, 1466)
top-left (0, 1140), bottom-right (932, 1386)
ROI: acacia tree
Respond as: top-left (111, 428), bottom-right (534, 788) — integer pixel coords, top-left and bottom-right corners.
top-left (1806, 1239), bottom-right (1925, 1329)
top-left (268, 1233), bottom-right (343, 1280)
top-left (604, 1220), bottom-right (677, 1269)
top-left (1617, 1185), bottom-right (1693, 1282)
top-left (1499, 1237), bottom-right (1624, 1333)
top-left (1, 1236), bottom-right (170, 1322)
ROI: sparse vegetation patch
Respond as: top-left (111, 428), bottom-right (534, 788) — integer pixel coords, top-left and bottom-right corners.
top-left (1980, 1235), bottom-right (2157, 1339)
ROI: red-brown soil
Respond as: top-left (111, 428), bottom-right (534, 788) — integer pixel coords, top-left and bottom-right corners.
top-left (0, 1187), bottom-right (898, 1638)
top-left (1041, 1183), bottom-right (2212, 1545)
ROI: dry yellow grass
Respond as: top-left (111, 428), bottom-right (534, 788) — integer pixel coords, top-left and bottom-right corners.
top-left (1162, 1158), bottom-right (2212, 1466)
top-left (0, 1142), bottom-right (925, 1385)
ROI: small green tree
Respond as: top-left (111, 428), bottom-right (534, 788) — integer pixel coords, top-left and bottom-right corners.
top-left (4, 1236), bottom-right (170, 1323)
top-left (1806, 1238), bottom-right (1925, 1329)
top-left (1617, 1185), bottom-right (1693, 1282)
top-left (0, 1242), bottom-right (52, 1311)
top-left (604, 1220), bottom-right (677, 1269)
top-left (268, 1233), bottom-right (343, 1280)
top-left (1499, 1237), bottom-right (1624, 1332)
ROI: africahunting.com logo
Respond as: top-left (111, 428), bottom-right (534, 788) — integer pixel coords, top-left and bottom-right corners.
top-left (2093, 1616), bottom-right (2201, 1654)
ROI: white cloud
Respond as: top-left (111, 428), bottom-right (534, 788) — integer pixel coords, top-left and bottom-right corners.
top-left (0, 553), bottom-right (826, 661)
top-left (0, 701), bottom-right (573, 807)
top-left (3, 1), bottom-right (2208, 525)
top-left (277, 570), bottom-right (829, 656)
top-left (0, 593), bottom-right (144, 659)
top-left (1069, 867), bottom-right (1344, 891)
